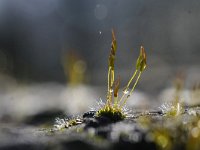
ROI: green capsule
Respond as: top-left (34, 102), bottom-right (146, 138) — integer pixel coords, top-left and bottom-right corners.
top-left (136, 46), bottom-right (147, 72)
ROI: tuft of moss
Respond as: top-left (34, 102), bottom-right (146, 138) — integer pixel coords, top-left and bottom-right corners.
top-left (95, 29), bottom-right (147, 122)
top-left (96, 106), bottom-right (126, 122)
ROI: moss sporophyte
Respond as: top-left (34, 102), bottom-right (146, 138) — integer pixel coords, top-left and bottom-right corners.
top-left (96, 30), bottom-right (147, 121)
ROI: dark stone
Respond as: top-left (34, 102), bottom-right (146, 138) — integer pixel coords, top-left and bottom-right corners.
top-left (83, 111), bottom-right (96, 118)
top-left (84, 118), bottom-right (100, 128)
top-left (61, 140), bottom-right (97, 150)
top-left (96, 126), bottom-right (112, 138)
top-left (113, 139), bottom-right (157, 150)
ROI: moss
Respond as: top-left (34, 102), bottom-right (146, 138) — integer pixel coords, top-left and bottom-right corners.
top-left (95, 29), bottom-right (147, 121)
top-left (96, 106), bottom-right (126, 122)
top-left (54, 29), bottom-right (147, 128)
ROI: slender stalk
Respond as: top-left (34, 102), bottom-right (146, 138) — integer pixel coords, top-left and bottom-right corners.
top-left (106, 29), bottom-right (116, 107)
top-left (114, 97), bottom-right (118, 109)
top-left (110, 69), bottom-right (114, 104)
top-left (121, 71), bottom-right (142, 108)
top-left (129, 71), bottom-right (142, 94)
top-left (107, 67), bottom-right (112, 106)
top-left (111, 69), bottom-right (114, 86)
top-left (126, 70), bottom-right (138, 89)
top-left (119, 70), bottom-right (138, 104)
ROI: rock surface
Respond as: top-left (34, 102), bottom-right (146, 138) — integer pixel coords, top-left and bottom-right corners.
top-left (1, 106), bottom-right (200, 150)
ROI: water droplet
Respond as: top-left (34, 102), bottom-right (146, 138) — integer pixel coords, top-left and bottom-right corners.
top-left (123, 89), bottom-right (129, 95)
top-left (109, 89), bottom-right (113, 93)
top-left (99, 31), bottom-right (102, 34)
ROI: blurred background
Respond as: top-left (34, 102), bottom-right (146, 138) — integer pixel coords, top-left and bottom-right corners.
top-left (0, 0), bottom-right (200, 124)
